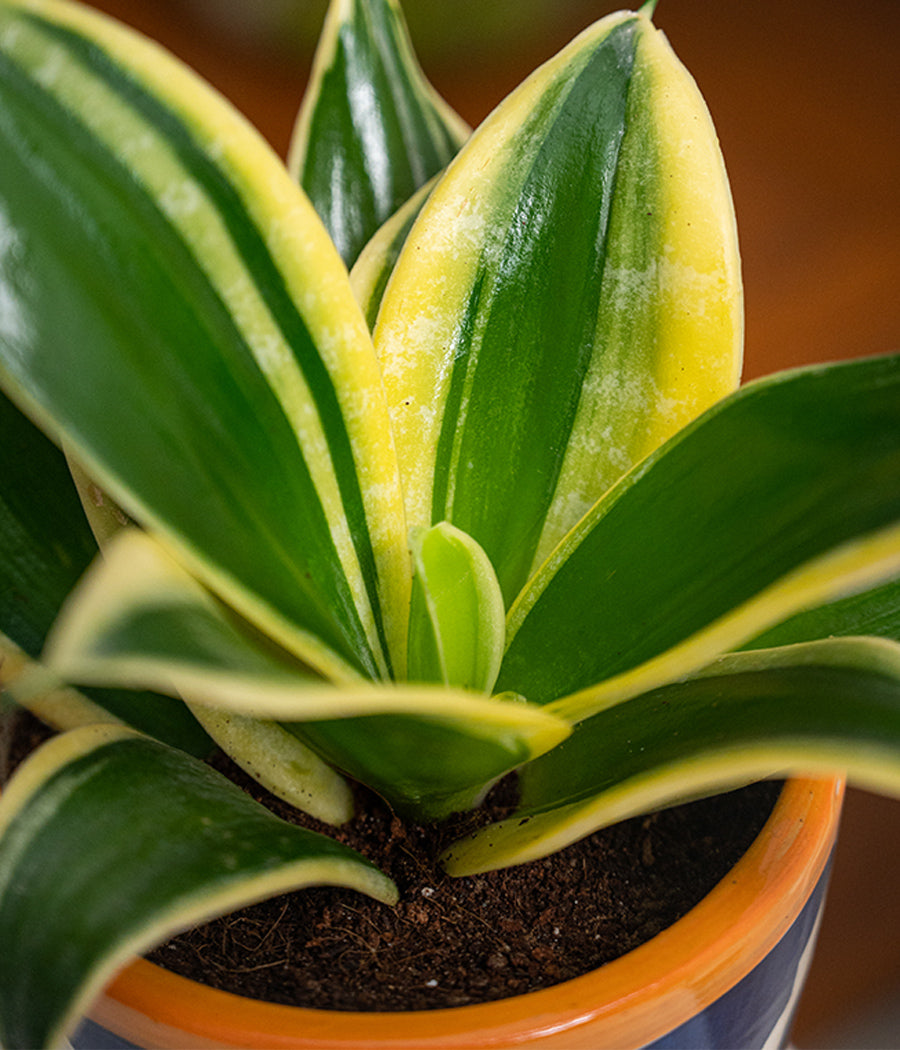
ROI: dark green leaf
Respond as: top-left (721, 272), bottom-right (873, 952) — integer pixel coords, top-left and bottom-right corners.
top-left (44, 527), bottom-right (569, 822)
top-left (0, 393), bottom-right (210, 754)
top-left (0, 2), bottom-right (409, 682)
top-left (376, 11), bottom-right (741, 601)
top-left (445, 637), bottom-right (900, 874)
top-left (743, 578), bottom-right (900, 650)
top-left (0, 725), bottom-right (397, 1049)
top-left (290, 0), bottom-right (468, 266)
top-left (498, 354), bottom-right (900, 712)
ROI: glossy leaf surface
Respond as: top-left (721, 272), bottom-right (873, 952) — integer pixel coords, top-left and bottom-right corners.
top-left (289, 0), bottom-right (468, 267)
top-left (0, 725), bottom-right (397, 1050)
top-left (0, 0), bottom-right (409, 684)
top-left (498, 354), bottom-right (900, 714)
top-left (445, 637), bottom-right (900, 874)
top-left (375, 9), bottom-right (741, 601)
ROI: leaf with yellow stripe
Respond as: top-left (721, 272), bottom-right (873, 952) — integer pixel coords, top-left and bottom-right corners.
top-left (498, 354), bottom-right (900, 718)
top-left (0, 725), bottom-right (397, 1050)
top-left (444, 637), bottom-right (900, 875)
top-left (45, 529), bottom-right (571, 820)
top-left (350, 177), bottom-right (435, 329)
top-left (289, 0), bottom-right (468, 267)
top-left (375, 8), bottom-right (741, 602)
top-left (0, 389), bottom-right (210, 753)
top-left (0, 0), bottom-right (409, 686)
top-left (742, 577), bottom-right (900, 651)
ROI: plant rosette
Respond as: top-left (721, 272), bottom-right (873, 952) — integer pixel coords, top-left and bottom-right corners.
top-left (1, 1), bottom-right (899, 1049)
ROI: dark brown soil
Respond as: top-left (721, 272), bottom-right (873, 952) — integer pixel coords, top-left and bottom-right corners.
top-left (153, 754), bottom-right (780, 1011)
top-left (5, 709), bottom-right (781, 1012)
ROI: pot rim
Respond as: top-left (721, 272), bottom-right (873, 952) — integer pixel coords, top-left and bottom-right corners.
top-left (90, 775), bottom-right (844, 1049)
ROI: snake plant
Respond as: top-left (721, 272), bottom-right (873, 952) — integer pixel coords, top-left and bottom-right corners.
top-left (1, 0), bottom-right (900, 1046)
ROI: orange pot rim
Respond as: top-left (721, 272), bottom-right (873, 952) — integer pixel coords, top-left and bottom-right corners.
top-left (92, 775), bottom-right (844, 1049)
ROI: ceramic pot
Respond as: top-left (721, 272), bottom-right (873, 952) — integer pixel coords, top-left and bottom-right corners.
top-left (68, 775), bottom-right (842, 1050)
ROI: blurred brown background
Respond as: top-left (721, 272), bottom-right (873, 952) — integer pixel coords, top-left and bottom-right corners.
top-left (75, 1), bottom-right (900, 1045)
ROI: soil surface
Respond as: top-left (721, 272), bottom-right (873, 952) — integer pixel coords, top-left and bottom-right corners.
top-left (150, 753), bottom-right (780, 1011)
top-left (6, 710), bottom-right (780, 1012)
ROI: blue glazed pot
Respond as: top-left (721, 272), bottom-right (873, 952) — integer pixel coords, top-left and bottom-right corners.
top-left (76, 776), bottom-right (842, 1049)
top-left (647, 866), bottom-right (830, 1050)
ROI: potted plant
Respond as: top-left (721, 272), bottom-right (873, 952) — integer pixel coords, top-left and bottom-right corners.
top-left (0, 0), bottom-right (899, 1047)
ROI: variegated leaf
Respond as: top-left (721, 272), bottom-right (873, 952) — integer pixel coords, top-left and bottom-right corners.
top-left (46, 528), bottom-right (570, 819)
top-left (350, 177), bottom-right (434, 329)
top-left (0, 390), bottom-right (210, 753)
top-left (444, 636), bottom-right (900, 875)
top-left (289, 0), bottom-right (468, 267)
top-left (0, 0), bottom-right (409, 684)
top-left (375, 8), bottom-right (741, 602)
top-left (0, 725), bottom-right (397, 1050)
top-left (497, 354), bottom-right (900, 718)
top-left (742, 577), bottom-right (900, 650)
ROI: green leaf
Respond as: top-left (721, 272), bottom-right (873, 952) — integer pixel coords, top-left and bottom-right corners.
top-left (0, 0), bottom-right (410, 684)
top-left (43, 528), bottom-right (355, 820)
top-left (46, 529), bottom-right (327, 705)
top-left (375, 9), bottom-right (741, 602)
top-left (290, 697), bottom-right (566, 821)
top-left (444, 636), bottom-right (900, 875)
top-left (1, 631), bottom-right (212, 758)
top-left (45, 528), bottom-right (570, 820)
top-left (0, 391), bottom-right (210, 753)
top-left (0, 725), bottom-right (397, 1050)
top-left (497, 354), bottom-right (900, 715)
top-left (289, 0), bottom-right (468, 267)
top-left (407, 522), bottom-right (505, 692)
top-left (0, 390), bottom-right (97, 661)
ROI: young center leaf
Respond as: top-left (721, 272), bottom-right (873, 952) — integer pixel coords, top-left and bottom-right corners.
top-left (45, 528), bottom-right (570, 821)
top-left (407, 522), bottom-right (505, 692)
